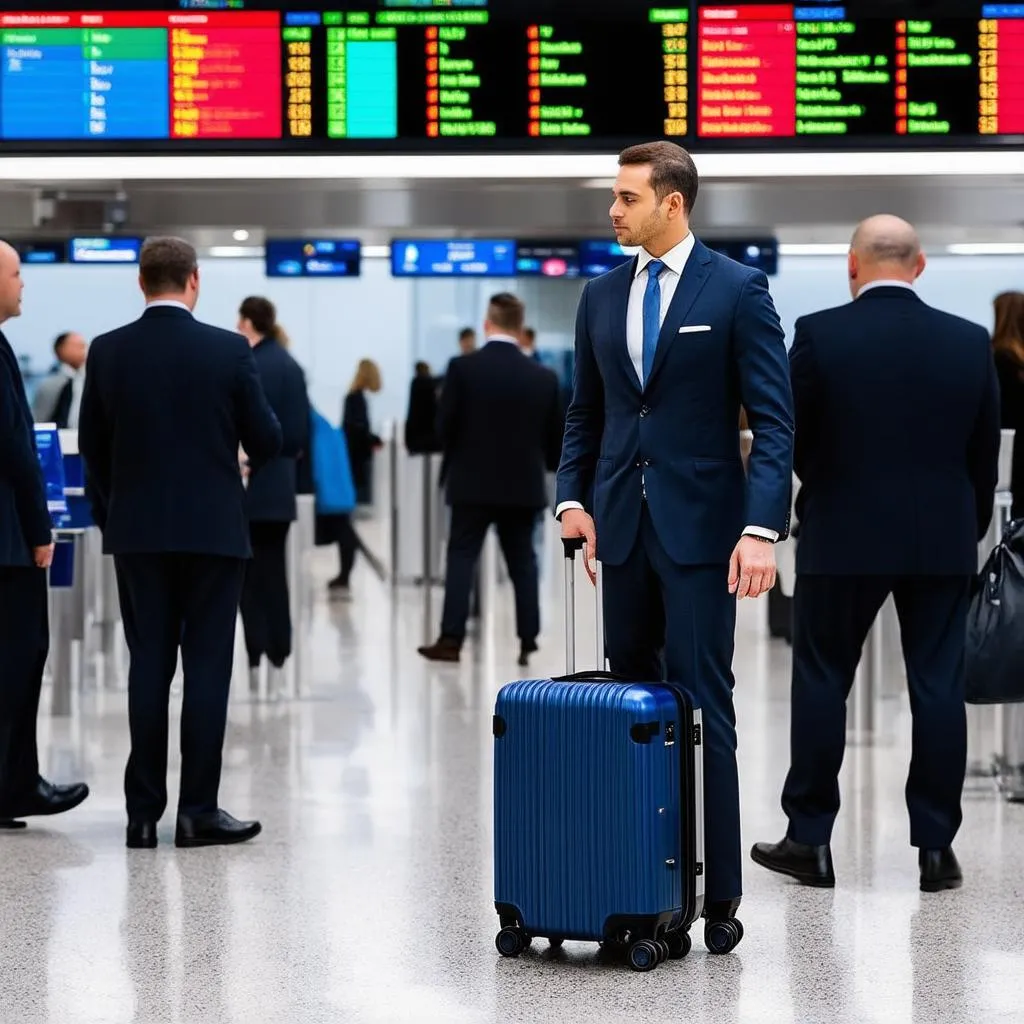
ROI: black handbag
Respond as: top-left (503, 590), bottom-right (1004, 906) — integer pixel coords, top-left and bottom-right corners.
top-left (966, 518), bottom-right (1024, 704)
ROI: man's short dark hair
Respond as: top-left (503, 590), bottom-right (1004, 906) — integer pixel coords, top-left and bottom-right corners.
top-left (618, 141), bottom-right (699, 215)
top-left (139, 236), bottom-right (198, 296)
top-left (53, 331), bottom-right (73, 355)
top-left (486, 292), bottom-right (525, 334)
top-left (458, 326), bottom-right (475, 341)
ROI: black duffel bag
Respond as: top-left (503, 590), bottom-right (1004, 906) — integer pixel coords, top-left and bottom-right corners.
top-left (966, 518), bottom-right (1024, 704)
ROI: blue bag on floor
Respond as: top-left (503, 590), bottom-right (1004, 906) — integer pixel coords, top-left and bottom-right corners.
top-left (310, 408), bottom-right (356, 516)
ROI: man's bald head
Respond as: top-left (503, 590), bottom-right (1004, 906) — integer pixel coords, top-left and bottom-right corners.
top-left (847, 214), bottom-right (925, 298)
top-left (0, 240), bottom-right (23, 324)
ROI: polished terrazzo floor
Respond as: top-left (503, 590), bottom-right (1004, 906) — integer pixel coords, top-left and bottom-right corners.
top-left (9, 525), bottom-right (1024, 1024)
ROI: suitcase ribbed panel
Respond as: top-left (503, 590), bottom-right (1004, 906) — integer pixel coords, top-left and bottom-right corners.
top-left (494, 679), bottom-right (685, 941)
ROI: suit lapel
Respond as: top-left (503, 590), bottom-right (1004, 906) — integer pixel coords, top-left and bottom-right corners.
top-left (608, 257), bottom-right (641, 391)
top-left (647, 239), bottom-right (713, 388)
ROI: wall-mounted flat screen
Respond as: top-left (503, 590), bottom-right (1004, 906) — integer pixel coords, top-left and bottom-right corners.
top-left (705, 237), bottom-right (779, 275)
top-left (391, 239), bottom-right (516, 277)
top-left (14, 240), bottom-right (66, 264)
top-left (578, 240), bottom-right (634, 278)
top-left (515, 240), bottom-right (581, 278)
top-left (0, 2), bottom-right (1019, 152)
top-left (265, 238), bottom-right (361, 277)
top-left (68, 237), bottom-right (141, 263)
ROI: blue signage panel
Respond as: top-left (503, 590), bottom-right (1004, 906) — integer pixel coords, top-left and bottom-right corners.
top-left (265, 238), bottom-right (361, 277)
top-left (33, 424), bottom-right (67, 515)
top-left (515, 240), bottom-right (580, 279)
top-left (578, 240), bottom-right (633, 278)
top-left (391, 239), bottom-right (515, 277)
top-left (13, 240), bottom-right (66, 264)
top-left (68, 237), bottom-right (142, 264)
top-left (705, 238), bottom-right (779, 276)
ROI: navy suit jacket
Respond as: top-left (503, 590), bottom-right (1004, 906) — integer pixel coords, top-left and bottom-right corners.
top-left (79, 306), bottom-right (282, 559)
top-left (438, 339), bottom-right (564, 509)
top-left (245, 337), bottom-right (310, 523)
top-left (0, 329), bottom-right (51, 567)
top-left (556, 239), bottom-right (794, 566)
top-left (791, 286), bottom-right (1001, 576)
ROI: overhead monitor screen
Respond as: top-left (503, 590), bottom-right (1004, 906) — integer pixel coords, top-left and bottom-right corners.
top-left (0, 2), bottom-right (1019, 151)
top-left (68, 237), bottom-right (142, 263)
top-left (391, 239), bottom-right (516, 277)
top-left (265, 238), bottom-right (361, 276)
top-left (14, 240), bottom-right (66, 264)
top-left (515, 240), bottom-right (581, 278)
top-left (705, 237), bottom-right (779, 274)
top-left (578, 240), bottom-right (634, 278)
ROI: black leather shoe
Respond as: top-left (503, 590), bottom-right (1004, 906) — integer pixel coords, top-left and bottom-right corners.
top-left (126, 821), bottom-right (158, 849)
top-left (418, 636), bottom-right (461, 663)
top-left (751, 836), bottom-right (836, 887)
top-left (175, 809), bottom-right (262, 848)
top-left (920, 847), bottom-right (962, 892)
top-left (518, 640), bottom-right (539, 668)
top-left (0, 820), bottom-right (26, 830)
top-left (1, 779), bottom-right (89, 819)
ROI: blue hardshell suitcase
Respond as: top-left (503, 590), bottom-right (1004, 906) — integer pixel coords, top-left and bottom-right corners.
top-left (492, 539), bottom-right (705, 971)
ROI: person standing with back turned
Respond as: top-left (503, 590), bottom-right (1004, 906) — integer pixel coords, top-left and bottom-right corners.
top-left (751, 216), bottom-right (1000, 893)
top-left (79, 237), bottom-right (282, 850)
top-left (0, 239), bottom-right (89, 829)
top-left (557, 142), bottom-right (794, 950)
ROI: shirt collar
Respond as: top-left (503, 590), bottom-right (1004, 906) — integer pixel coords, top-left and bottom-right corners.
top-left (635, 233), bottom-right (695, 278)
top-left (856, 279), bottom-right (915, 298)
top-left (145, 299), bottom-right (192, 312)
top-left (486, 334), bottom-right (521, 347)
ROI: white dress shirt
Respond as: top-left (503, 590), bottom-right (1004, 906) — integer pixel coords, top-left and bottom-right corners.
top-left (145, 299), bottom-right (193, 313)
top-left (856, 279), bottom-right (915, 298)
top-left (556, 234), bottom-right (778, 542)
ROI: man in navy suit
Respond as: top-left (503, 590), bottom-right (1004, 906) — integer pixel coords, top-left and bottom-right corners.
top-left (557, 142), bottom-right (794, 951)
top-left (752, 215), bottom-right (1001, 893)
top-left (80, 237), bottom-right (282, 850)
top-left (0, 239), bottom-right (89, 828)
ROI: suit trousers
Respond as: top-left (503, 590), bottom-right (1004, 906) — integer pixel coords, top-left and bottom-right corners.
top-left (783, 574), bottom-right (971, 849)
top-left (0, 567), bottom-right (47, 809)
top-left (440, 503), bottom-right (540, 643)
top-left (114, 553), bottom-right (244, 821)
top-left (240, 520), bottom-right (292, 668)
top-left (601, 506), bottom-right (740, 904)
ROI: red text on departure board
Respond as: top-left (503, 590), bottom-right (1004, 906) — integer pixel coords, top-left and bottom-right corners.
top-left (170, 13), bottom-right (280, 139)
top-left (978, 17), bottom-right (1024, 135)
top-left (698, 5), bottom-right (796, 138)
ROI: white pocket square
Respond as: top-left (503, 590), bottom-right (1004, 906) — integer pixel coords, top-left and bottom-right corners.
top-left (678, 324), bottom-right (712, 334)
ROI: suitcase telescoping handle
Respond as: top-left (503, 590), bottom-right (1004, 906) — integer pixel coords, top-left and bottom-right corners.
top-left (562, 536), bottom-right (606, 676)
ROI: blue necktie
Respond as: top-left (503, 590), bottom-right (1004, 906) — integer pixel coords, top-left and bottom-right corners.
top-left (642, 259), bottom-right (666, 385)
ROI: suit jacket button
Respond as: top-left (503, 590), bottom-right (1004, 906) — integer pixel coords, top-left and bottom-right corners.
top-left (640, 405), bottom-right (650, 417)
top-left (644, 459), bottom-right (652, 467)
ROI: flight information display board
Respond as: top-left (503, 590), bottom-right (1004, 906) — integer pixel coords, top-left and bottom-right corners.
top-left (0, 1), bottom-right (1021, 150)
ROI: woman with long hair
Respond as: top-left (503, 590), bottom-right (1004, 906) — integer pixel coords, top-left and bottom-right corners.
top-left (236, 296), bottom-right (310, 688)
top-left (992, 291), bottom-right (1024, 516)
top-left (343, 359), bottom-right (382, 506)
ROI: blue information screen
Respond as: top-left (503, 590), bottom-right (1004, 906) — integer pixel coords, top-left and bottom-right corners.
top-left (578, 240), bottom-right (633, 278)
top-left (33, 424), bottom-right (67, 515)
top-left (515, 240), bottom-right (581, 279)
top-left (265, 239), bottom-right (361, 277)
top-left (68, 237), bottom-right (141, 264)
top-left (14, 240), bottom-right (65, 264)
top-left (391, 239), bottom-right (516, 278)
top-left (705, 238), bottom-right (779, 277)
